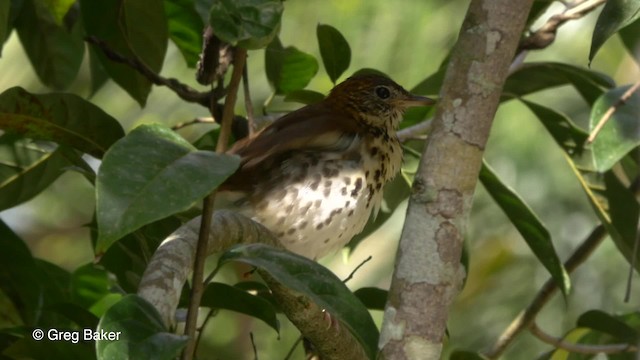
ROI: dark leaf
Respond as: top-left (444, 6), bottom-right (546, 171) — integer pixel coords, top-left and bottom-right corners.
top-left (96, 295), bottom-right (188, 360)
top-left (70, 263), bottom-right (111, 309)
top-left (0, 0), bottom-right (10, 55)
top-left (590, 84), bottom-right (640, 172)
top-left (283, 89), bottom-right (326, 105)
top-left (353, 287), bottom-right (387, 311)
top-left (80, 0), bottom-right (168, 106)
top-left (480, 161), bottom-right (570, 296)
top-left (201, 282), bottom-right (279, 333)
top-left (165, 0), bottom-right (203, 67)
top-left (209, 0), bottom-right (283, 49)
top-left (317, 24), bottom-right (351, 84)
top-left (265, 37), bottom-right (319, 95)
top-left (14, 0), bottom-right (83, 89)
top-left (618, 17), bottom-right (640, 60)
top-left (0, 87), bottom-right (125, 158)
top-left (48, 302), bottom-right (100, 329)
top-left (590, 0), bottom-right (640, 63)
top-left (218, 243), bottom-right (379, 359)
top-left (450, 350), bottom-right (488, 360)
top-left (95, 124), bottom-right (240, 254)
top-left (577, 310), bottom-right (639, 343)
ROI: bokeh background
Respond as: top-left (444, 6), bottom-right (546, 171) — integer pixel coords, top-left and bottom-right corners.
top-left (1, 0), bottom-right (638, 358)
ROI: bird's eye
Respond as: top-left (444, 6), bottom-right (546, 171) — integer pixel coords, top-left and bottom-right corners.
top-left (375, 86), bottom-right (391, 99)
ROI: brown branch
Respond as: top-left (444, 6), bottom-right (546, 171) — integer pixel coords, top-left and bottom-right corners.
top-left (518, 0), bottom-right (606, 52)
top-left (483, 225), bottom-right (607, 359)
top-left (588, 80), bottom-right (640, 143)
top-left (529, 322), bottom-right (638, 354)
top-left (171, 117), bottom-right (216, 131)
top-left (379, 0), bottom-right (534, 358)
top-left (85, 36), bottom-right (223, 107)
top-left (397, 119), bottom-right (433, 142)
top-left (242, 65), bottom-right (257, 135)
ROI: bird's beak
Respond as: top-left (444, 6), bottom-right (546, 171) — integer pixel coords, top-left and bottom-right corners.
top-left (397, 94), bottom-right (437, 108)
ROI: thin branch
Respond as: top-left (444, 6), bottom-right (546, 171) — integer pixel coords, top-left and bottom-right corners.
top-left (342, 256), bottom-right (372, 283)
top-left (588, 80), bottom-right (640, 143)
top-left (242, 64), bottom-right (257, 135)
top-left (397, 119), bottom-right (433, 142)
top-left (86, 36), bottom-right (224, 108)
top-left (181, 48), bottom-right (247, 360)
top-left (529, 322), bottom-right (638, 354)
top-left (171, 117), bottom-right (216, 131)
top-left (484, 225), bottom-right (607, 359)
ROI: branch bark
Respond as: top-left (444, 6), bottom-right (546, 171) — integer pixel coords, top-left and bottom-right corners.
top-left (379, 1), bottom-right (534, 358)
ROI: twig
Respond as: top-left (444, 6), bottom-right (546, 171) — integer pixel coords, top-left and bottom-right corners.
top-left (397, 119), bottom-right (433, 142)
top-left (588, 80), bottom-right (640, 143)
top-left (483, 225), bottom-right (607, 359)
top-left (284, 337), bottom-right (303, 360)
top-left (85, 36), bottom-right (223, 107)
top-left (529, 321), bottom-right (638, 354)
top-left (181, 48), bottom-right (248, 360)
top-left (342, 256), bottom-right (372, 283)
top-left (243, 65), bottom-right (257, 135)
top-left (518, 0), bottom-right (606, 52)
top-left (250, 332), bottom-right (258, 360)
top-left (171, 117), bottom-right (216, 131)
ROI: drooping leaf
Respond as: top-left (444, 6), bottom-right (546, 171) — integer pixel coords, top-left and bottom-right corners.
top-left (80, 0), bottom-right (168, 106)
top-left (590, 84), bottom-right (640, 172)
top-left (208, 0), bottom-right (283, 50)
top-left (70, 263), bottom-right (111, 310)
top-left (96, 295), bottom-right (188, 360)
top-left (265, 37), bottom-right (319, 95)
top-left (353, 287), bottom-right (387, 311)
top-left (618, 17), bottom-right (640, 60)
top-left (317, 24), bottom-right (351, 84)
top-left (283, 89), bottom-right (326, 105)
top-left (95, 124), bottom-right (240, 254)
top-left (201, 282), bottom-right (279, 333)
top-left (590, 0), bottom-right (640, 63)
top-left (577, 310), bottom-right (639, 343)
top-left (41, 0), bottom-right (75, 25)
top-left (14, 0), bottom-right (83, 89)
top-left (218, 243), bottom-right (379, 359)
top-left (0, 87), bottom-right (125, 158)
top-left (480, 161), bottom-right (570, 296)
top-left (165, 0), bottom-right (203, 67)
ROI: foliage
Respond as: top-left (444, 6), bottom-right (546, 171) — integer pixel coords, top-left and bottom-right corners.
top-left (0, 0), bottom-right (639, 359)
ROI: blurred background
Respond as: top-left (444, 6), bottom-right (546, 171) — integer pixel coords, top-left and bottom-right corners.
top-left (0, 0), bottom-right (638, 358)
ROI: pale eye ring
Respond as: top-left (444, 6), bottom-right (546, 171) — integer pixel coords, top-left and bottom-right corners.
top-left (375, 86), bottom-right (391, 99)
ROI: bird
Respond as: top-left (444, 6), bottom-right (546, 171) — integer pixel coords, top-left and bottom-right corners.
top-left (220, 74), bottom-right (436, 259)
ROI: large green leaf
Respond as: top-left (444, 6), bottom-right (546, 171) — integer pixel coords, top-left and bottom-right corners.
top-left (218, 243), bottom-right (379, 359)
top-left (0, 87), bottom-right (125, 158)
top-left (480, 161), bottom-right (570, 296)
top-left (317, 24), bottom-right (351, 84)
top-left (165, 0), bottom-right (203, 67)
top-left (0, 138), bottom-right (71, 211)
top-left (14, 0), bottom-right (83, 89)
top-left (95, 124), bottom-right (240, 254)
top-left (589, 0), bottom-right (640, 63)
top-left (577, 310), bottom-right (639, 343)
top-left (80, 0), bottom-right (168, 106)
top-left (590, 85), bottom-right (640, 172)
top-left (96, 295), bottom-right (188, 360)
top-left (618, 17), bottom-right (640, 60)
top-left (265, 37), bottom-right (319, 95)
top-left (208, 0), bottom-right (283, 49)
top-left (201, 282), bottom-right (279, 333)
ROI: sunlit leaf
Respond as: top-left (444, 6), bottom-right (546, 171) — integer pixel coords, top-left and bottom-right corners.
top-left (96, 295), bottom-right (188, 360)
top-left (218, 243), bottom-right (379, 359)
top-left (95, 124), bottom-right (240, 254)
top-left (80, 0), bottom-right (168, 106)
top-left (590, 84), bottom-right (640, 172)
top-left (209, 0), bottom-right (283, 49)
top-left (317, 24), bottom-right (351, 84)
top-left (590, 0), bottom-right (640, 63)
top-left (480, 161), bottom-right (570, 296)
top-left (165, 0), bottom-right (203, 67)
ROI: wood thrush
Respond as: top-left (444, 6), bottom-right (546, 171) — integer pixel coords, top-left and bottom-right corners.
top-left (220, 74), bottom-right (435, 259)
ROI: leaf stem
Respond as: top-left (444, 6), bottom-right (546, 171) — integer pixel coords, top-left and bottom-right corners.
top-left (587, 80), bottom-right (640, 143)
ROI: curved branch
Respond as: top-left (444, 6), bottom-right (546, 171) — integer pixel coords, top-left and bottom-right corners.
top-left (529, 322), bottom-right (638, 354)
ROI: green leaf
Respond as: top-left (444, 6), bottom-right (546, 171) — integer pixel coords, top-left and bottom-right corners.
top-left (209, 0), bottom-right (283, 49)
top-left (0, 87), bottom-right (125, 158)
top-left (353, 287), bottom-right (387, 311)
top-left (590, 85), bottom-right (640, 172)
top-left (165, 0), bottom-right (203, 67)
top-left (14, 0), bottom-right (83, 89)
top-left (577, 310), bottom-right (639, 343)
top-left (589, 0), bottom-right (640, 63)
top-left (618, 17), bottom-right (640, 59)
top-left (80, 0), bottom-right (168, 106)
top-left (201, 282), bottom-right (279, 333)
top-left (96, 295), bottom-right (188, 360)
top-left (283, 89), bottom-right (325, 105)
top-left (504, 62), bottom-right (614, 105)
top-left (0, 138), bottom-right (70, 211)
top-left (70, 263), bottom-right (111, 309)
top-left (480, 161), bottom-right (570, 296)
top-left (520, 99), bottom-right (588, 154)
top-left (41, 0), bottom-right (75, 25)
top-left (265, 37), bottom-right (319, 95)
top-left (219, 243), bottom-right (379, 359)
top-left (317, 24), bottom-right (351, 84)
top-left (0, 0), bottom-right (10, 55)
top-left (95, 124), bottom-right (240, 254)
top-left (449, 351), bottom-right (488, 360)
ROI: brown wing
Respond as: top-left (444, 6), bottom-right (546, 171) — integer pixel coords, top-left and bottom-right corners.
top-left (222, 102), bottom-right (362, 191)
